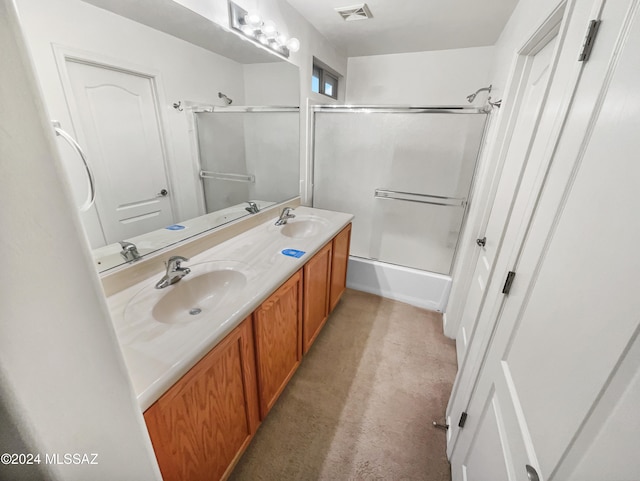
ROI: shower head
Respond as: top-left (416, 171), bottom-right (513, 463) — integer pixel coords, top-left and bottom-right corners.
top-left (466, 85), bottom-right (492, 103)
top-left (218, 92), bottom-right (233, 105)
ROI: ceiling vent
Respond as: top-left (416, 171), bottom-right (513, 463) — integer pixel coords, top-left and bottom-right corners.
top-left (335, 4), bottom-right (373, 21)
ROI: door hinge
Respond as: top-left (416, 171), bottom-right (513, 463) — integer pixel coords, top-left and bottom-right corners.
top-left (579, 19), bottom-right (601, 62)
top-left (458, 412), bottom-right (468, 428)
top-left (502, 271), bottom-right (516, 295)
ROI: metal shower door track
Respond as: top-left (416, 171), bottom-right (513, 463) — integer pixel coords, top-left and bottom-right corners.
top-left (309, 104), bottom-right (491, 275)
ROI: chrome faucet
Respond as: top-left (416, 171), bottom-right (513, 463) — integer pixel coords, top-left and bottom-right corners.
top-left (275, 207), bottom-right (296, 226)
top-left (245, 201), bottom-right (260, 214)
top-left (119, 241), bottom-right (141, 263)
top-left (155, 256), bottom-right (191, 289)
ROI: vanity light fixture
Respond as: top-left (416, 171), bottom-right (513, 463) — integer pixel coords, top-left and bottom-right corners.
top-left (228, 1), bottom-right (300, 58)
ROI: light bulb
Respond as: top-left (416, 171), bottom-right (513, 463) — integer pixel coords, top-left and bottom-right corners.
top-left (256, 33), bottom-right (269, 45)
top-left (276, 33), bottom-right (288, 46)
top-left (286, 37), bottom-right (300, 52)
top-left (240, 24), bottom-right (255, 36)
top-left (262, 20), bottom-right (277, 37)
top-left (244, 12), bottom-right (262, 28)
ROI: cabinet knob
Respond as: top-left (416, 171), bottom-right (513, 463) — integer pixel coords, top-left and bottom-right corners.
top-left (476, 236), bottom-right (487, 247)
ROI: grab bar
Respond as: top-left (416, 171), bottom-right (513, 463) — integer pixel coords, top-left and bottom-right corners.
top-left (374, 188), bottom-right (466, 207)
top-left (52, 121), bottom-right (96, 212)
top-left (199, 170), bottom-right (255, 183)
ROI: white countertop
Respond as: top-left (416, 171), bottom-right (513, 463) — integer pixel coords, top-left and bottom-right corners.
top-left (107, 206), bottom-right (353, 411)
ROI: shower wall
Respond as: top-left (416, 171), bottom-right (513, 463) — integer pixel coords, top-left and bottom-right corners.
top-left (313, 110), bottom-right (486, 275)
top-left (346, 47), bottom-right (494, 105)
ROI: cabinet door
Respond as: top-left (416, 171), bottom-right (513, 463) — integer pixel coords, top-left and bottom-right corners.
top-left (144, 318), bottom-right (259, 481)
top-left (253, 270), bottom-right (302, 419)
top-left (329, 223), bottom-right (352, 312)
top-left (302, 242), bottom-right (332, 354)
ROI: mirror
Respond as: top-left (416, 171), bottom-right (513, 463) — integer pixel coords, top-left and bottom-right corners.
top-left (15, 0), bottom-right (300, 273)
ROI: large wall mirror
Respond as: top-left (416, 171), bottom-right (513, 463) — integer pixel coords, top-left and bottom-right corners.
top-left (15, 0), bottom-right (300, 273)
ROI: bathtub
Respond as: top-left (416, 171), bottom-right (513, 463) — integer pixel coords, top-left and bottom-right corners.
top-left (346, 256), bottom-right (452, 312)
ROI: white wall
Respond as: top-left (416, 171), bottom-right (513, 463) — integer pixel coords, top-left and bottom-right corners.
top-left (0, 1), bottom-right (161, 479)
top-left (345, 47), bottom-right (494, 105)
top-left (243, 62), bottom-right (299, 105)
top-left (445, 0), bottom-right (565, 336)
top-left (15, 0), bottom-right (249, 239)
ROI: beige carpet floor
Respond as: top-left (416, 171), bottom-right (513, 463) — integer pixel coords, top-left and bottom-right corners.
top-left (229, 289), bottom-right (458, 481)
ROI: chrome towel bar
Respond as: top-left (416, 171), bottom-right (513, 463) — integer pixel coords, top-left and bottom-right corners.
top-left (374, 188), bottom-right (466, 207)
top-left (199, 170), bottom-right (255, 183)
top-left (52, 121), bottom-right (96, 212)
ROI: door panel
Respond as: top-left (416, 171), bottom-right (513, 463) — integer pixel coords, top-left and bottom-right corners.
top-left (456, 34), bottom-right (557, 366)
top-left (303, 243), bottom-right (332, 353)
top-left (451, 1), bottom-right (640, 479)
top-left (502, 3), bottom-right (640, 468)
top-left (458, 389), bottom-right (511, 481)
top-left (66, 59), bottom-right (173, 244)
top-left (144, 318), bottom-right (259, 481)
top-left (253, 271), bottom-right (303, 419)
top-left (329, 223), bottom-right (351, 311)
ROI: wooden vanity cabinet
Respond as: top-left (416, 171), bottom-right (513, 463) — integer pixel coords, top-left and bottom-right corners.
top-left (143, 317), bottom-right (259, 481)
top-left (329, 223), bottom-right (352, 312)
top-left (252, 270), bottom-right (303, 419)
top-left (142, 223), bottom-right (352, 480)
top-left (302, 242), bottom-right (332, 354)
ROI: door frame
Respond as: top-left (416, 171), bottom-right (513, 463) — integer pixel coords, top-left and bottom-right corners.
top-left (52, 44), bottom-right (177, 237)
top-left (444, 2), bottom-right (568, 339)
top-left (451, 3), bottom-right (567, 367)
top-left (445, 0), bottom-right (607, 456)
top-left (449, 0), bottom-right (638, 474)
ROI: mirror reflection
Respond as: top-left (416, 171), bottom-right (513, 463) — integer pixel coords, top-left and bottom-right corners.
top-left (196, 109), bottom-right (300, 214)
top-left (14, 0), bottom-right (300, 273)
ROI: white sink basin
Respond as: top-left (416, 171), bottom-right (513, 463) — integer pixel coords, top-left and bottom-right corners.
top-left (278, 216), bottom-right (329, 239)
top-left (124, 261), bottom-right (250, 324)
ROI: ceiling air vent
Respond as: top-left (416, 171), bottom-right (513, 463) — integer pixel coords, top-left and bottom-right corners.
top-left (335, 4), bottom-right (373, 21)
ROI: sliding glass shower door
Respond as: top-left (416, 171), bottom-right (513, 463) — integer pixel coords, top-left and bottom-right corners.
top-left (195, 108), bottom-right (300, 213)
top-left (312, 107), bottom-right (487, 275)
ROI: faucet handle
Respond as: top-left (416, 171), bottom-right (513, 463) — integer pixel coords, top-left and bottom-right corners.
top-left (166, 255), bottom-right (189, 269)
top-left (118, 241), bottom-right (141, 262)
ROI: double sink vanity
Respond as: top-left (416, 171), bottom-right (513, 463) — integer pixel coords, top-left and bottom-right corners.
top-left (106, 206), bottom-right (353, 481)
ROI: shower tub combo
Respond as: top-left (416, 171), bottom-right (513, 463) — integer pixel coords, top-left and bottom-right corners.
top-left (311, 105), bottom-right (488, 312)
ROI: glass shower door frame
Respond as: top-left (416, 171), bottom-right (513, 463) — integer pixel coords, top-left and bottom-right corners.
top-left (310, 105), bottom-right (490, 275)
top-left (193, 105), bottom-right (300, 214)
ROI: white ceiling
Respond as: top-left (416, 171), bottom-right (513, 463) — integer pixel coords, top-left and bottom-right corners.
top-left (285, 0), bottom-right (520, 57)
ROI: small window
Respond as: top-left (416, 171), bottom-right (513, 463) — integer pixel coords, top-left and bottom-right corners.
top-left (312, 65), bottom-right (321, 94)
top-left (312, 62), bottom-right (339, 100)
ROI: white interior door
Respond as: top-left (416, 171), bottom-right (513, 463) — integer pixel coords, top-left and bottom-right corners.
top-left (455, 34), bottom-right (557, 367)
top-left (65, 59), bottom-right (174, 244)
top-left (451, 0), bottom-right (640, 479)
